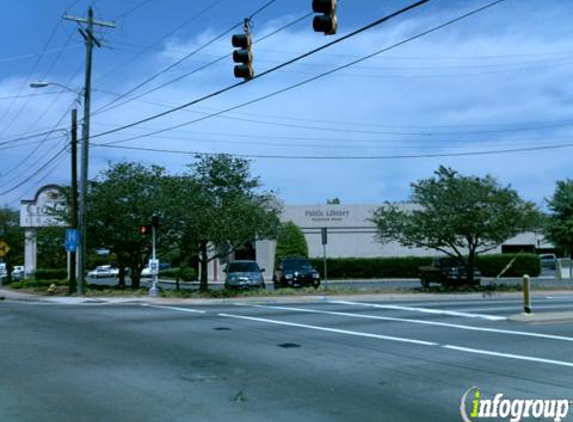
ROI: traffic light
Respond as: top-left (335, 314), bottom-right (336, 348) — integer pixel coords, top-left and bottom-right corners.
top-left (232, 32), bottom-right (253, 80)
top-left (312, 0), bottom-right (338, 35)
top-left (139, 224), bottom-right (152, 235)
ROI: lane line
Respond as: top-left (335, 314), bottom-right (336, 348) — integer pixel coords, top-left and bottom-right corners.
top-left (217, 313), bottom-right (438, 346)
top-left (329, 300), bottom-right (505, 321)
top-left (443, 345), bottom-right (573, 368)
top-left (239, 304), bottom-right (573, 342)
top-left (143, 304), bottom-right (206, 314)
top-left (219, 311), bottom-right (573, 369)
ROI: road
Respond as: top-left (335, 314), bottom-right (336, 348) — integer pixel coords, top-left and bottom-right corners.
top-left (2, 294), bottom-right (573, 421)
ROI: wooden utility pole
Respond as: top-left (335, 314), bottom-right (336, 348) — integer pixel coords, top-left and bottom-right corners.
top-left (64, 8), bottom-right (115, 295)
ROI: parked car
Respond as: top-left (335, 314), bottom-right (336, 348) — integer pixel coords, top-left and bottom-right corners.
top-left (87, 265), bottom-right (119, 279)
top-left (224, 260), bottom-right (265, 290)
top-left (539, 253), bottom-right (557, 270)
top-left (273, 257), bottom-right (321, 289)
top-left (419, 257), bottom-right (481, 287)
top-left (11, 265), bottom-right (25, 280)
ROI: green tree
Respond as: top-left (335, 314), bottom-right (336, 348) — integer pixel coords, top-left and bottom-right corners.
top-left (36, 226), bottom-right (67, 269)
top-left (87, 162), bottom-right (174, 288)
top-left (0, 206), bottom-right (24, 281)
top-left (545, 179), bottom-right (573, 257)
top-left (173, 154), bottom-right (281, 292)
top-left (371, 166), bottom-right (540, 283)
top-left (275, 221), bottom-right (309, 264)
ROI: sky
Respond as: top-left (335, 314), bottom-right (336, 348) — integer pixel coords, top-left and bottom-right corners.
top-left (0, 0), bottom-right (572, 210)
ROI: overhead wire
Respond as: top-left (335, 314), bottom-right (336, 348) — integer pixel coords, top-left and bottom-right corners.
top-left (98, 140), bottom-right (573, 160)
top-left (92, 0), bottom-right (282, 116)
top-left (0, 143), bottom-right (69, 196)
top-left (93, 0), bottom-right (229, 85)
top-left (93, 0), bottom-right (511, 146)
top-left (91, 9), bottom-right (314, 117)
top-left (91, 0), bottom-right (434, 142)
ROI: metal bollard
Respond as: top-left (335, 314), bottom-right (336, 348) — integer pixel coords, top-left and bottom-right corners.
top-left (523, 274), bottom-right (531, 314)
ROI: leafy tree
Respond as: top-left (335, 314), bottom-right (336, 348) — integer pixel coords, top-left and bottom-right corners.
top-left (545, 179), bottom-right (573, 257)
top-left (172, 154), bottom-right (281, 292)
top-left (0, 206), bottom-right (24, 281)
top-left (275, 221), bottom-right (309, 264)
top-left (36, 226), bottom-right (67, 269)
top-left (327, 197), bottom-right (341, 205)
top-left (371, 166), bottom-right (540, 283)
top-left (87, 162), bottom-right (173, 288)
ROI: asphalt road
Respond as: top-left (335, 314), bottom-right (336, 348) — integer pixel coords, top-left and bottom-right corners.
top-left (2, 294), bottom-right (573, 422)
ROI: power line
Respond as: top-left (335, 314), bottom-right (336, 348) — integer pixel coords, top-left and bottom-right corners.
top-left (0, 11), bottom-right (66, 132)
top-left (97, 140), bottom-right (573, 160)
top-left (92, 86), bottom-right (573, 136)
top-left (92, 0), bottom-right (284, 116)
top-left (93, 0), bottom-right (229, 85)
top-left (113, 0), bottom-right (157, 21)
top-left (91, 10), bottom-right (314, 117)
top-left (94, 0), bottom-right (510, 146)
top-left (92, 0), bottom-right (434, 141)
top-left (0, 144), bottom-right (69, 196)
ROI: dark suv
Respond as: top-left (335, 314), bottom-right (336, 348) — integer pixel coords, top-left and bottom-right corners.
top-left (273, 257), bottom-right (321, 289)
top-left (418, 257), bottom-right (481, 287)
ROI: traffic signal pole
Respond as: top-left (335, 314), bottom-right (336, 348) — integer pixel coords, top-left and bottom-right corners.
top-left (149, 224), bottom-right (159, 297)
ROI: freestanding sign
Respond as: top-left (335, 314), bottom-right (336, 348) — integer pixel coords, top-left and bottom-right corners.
top-left (321, 227), bottom-right (328, 289)
top-left (65, 229), bottom-right (80, 252)
top-left (0, 241), bottom-right (10, 257)
top-left (321, 227), bottom-right (328, 245)
top-left (149, 259), bottom-right (159, 275)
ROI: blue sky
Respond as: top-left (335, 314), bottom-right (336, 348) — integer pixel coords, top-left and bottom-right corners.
top-left (1, 0), bottom-right (572, 210)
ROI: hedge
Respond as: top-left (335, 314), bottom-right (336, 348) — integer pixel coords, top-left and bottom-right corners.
top-left (309, 253), bottom-right (540, 279)
top-left (475, 253), bottom-right (540, 277)
top-left (34, 268), bottom-right (68, 280)
top-left (159, 267), bottom-right (198, 281)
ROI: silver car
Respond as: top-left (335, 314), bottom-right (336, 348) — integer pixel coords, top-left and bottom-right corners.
top-left (224, 260), bottom-right (265, 290)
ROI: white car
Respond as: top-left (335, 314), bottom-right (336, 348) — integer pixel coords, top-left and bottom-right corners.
top-left (11, 265), bottom-right (25, 280)
top-left (87, 265), bottom-right (119, 278)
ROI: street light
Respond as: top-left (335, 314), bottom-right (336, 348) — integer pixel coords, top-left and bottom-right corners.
top-left (30, 81), bottom-right (84, 295)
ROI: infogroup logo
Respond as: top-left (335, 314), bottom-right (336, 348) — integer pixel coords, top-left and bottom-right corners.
top-left (460, 387), bottom-right (571, 422)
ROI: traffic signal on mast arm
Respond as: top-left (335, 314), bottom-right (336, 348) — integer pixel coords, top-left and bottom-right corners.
top-left (312, 0), bottom-right (338, 35)
top-left (232, 32), bottom-right (253, 80)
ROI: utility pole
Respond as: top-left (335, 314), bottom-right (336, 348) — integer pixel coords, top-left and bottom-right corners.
top-left (69, 108), bottom-right (78, 295)
top-left (64, 8), bottom-right (115, 295)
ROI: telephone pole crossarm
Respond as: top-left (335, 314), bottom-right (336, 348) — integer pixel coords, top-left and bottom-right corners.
top-left (63, 14), bottom-right (116, 28)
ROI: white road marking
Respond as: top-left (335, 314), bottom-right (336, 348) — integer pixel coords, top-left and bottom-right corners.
top-left (329, 300), bottom-right (506, 321)
top-left (144, 304), bottom-right (206, 314)
top-left (238, 304), bottom-right (573, 342)
top-left (217, 313), bottom-right (438, 346)
top-left (443, 345), bottom-right (573, 368)
top-left (219, 311), bottom-right (573, 369)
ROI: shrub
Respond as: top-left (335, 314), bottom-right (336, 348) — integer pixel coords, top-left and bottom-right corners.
top-left (475, 253), bottom-right (540, 277)
top-left (275, 221), bottom-right (308, 263)
top-left (309, 257), bottom-right (432, 279)
top-left (309, 253), bottom-right (540, 279)
top-left (159, 266), bottom-right (197, 281)
top-left (35, 268), bottom-right (68, 280)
